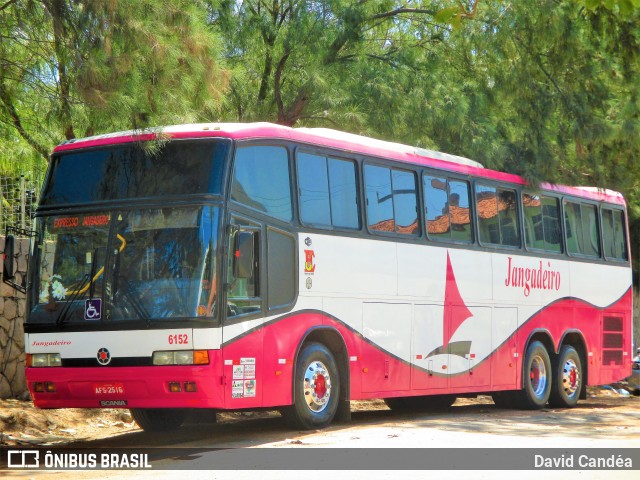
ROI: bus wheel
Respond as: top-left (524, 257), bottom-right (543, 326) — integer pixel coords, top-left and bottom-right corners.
top-left (549, 345), bottom-right (582, 408)
top-left (283, 342), bottom-right (340, 430)
top-left (130, 408), bottom-right (188, 432)
top-left (384, 395), bottom-right (455, 412)
top-left (514, 340), bottom-right (552, 409)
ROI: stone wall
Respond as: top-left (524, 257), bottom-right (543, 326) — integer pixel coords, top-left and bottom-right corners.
top-left (0, 235), bottom-right (29, 399)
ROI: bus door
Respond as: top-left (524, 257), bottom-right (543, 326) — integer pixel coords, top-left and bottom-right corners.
top-left (221, 214), bottom-right (298, 408)
top-left (221, 217), bottom-right (264, 408)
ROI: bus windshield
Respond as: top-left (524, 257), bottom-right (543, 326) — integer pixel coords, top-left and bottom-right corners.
top-left (30, 206), bottom-right (219, 325)
top-left (41, 139), bottom-right (228, 206)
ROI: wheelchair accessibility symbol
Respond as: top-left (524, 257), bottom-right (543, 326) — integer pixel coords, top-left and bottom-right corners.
top-left (84, 299), bottom-right (102, 320)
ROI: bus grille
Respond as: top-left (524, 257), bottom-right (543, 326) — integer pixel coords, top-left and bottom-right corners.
top-left (602, 316), bottom-right (624, 366)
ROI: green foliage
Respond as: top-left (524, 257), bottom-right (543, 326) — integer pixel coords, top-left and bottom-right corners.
top-left (582, 0), bottom-right (640, 16)
top-left (208, 1), bottom-right (471, 127)
top-left (0, 0), bottom-right (227, 164)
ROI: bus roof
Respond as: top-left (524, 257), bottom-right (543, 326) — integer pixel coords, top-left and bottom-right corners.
top-left (53, 122), bottom-right (626, 206)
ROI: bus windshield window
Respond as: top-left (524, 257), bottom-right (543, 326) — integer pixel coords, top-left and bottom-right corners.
top-left (41, 140), bottom-right (227, 205)
top-left (30, 207), bottom-right (218, 324)
top-left (36, 214), bottom-right (110, 308)
top-left (111, 207), bottom-right (216, 320)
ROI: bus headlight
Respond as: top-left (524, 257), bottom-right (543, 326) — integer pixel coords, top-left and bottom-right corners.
top-left (174, 351), bottom-right (194, 365)
top-left (152, 350), bottom-right (209, 366)
top-left (29, 353), bottom-right (62, 367)
top-left (152, 351), bottom-right (175, 365)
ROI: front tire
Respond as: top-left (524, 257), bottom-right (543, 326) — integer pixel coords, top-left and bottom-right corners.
top-left (282, 342), bottom-right (340, 430)
top-left (512, 340), bottom-right (552, 409)
top-left (549, 345), bottom-right (582, 408)
top-left (130, 408), bottom-right (188, 432)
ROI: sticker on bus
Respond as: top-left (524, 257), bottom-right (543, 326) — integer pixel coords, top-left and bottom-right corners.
top-left (232, 365), bottom-right (244, 379)
top-left (244, 380), bottom-right (256, 397)
top-left (231, 380), bottom-right (244, 398)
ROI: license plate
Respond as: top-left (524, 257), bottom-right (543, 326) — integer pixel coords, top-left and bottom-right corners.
top-left (93, 383), bottom-right (125, 395)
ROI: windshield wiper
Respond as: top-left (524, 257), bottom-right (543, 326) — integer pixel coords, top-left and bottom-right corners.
top-left (55, 274), bottom-right (90, 326)
top-left (113, 250), bottom-right (152, 327)
top-left (88, 248), bottom-right (98, 299)
top-left (122, 282), bottom-right (152, 327)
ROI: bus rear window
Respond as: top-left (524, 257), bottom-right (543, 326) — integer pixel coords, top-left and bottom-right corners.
top-left (601, 208), bottom-right (628, 261)
top-left (41, 140), bottom-right (227, 205)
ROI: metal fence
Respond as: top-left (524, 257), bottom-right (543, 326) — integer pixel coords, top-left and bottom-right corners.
top-left (0, 175), bottom-right (41, 233)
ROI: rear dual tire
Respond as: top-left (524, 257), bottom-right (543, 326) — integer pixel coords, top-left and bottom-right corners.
top-left (492, 342), bottom-right (583, 410)
top-left (549, 345), bottom-right (582, 408)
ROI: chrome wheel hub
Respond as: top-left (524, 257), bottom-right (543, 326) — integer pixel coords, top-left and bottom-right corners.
top-left (530, 355), bottom-right (548, 398)
top-left (562, 358), bottom-right (580, 397)
top-left (303, 360), bottom-right (332, 413)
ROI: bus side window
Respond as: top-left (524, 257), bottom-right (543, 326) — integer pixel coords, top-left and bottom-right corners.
top-left (448, 180), bottom-right (473, 243)
top-left (564, 201), bottom-right (581, 254)
top-left (424, 176), bottom-right (472, 243)
top-left (476, 184), bottom-right (520, 247)
top-left (498, 189), bottom-right (519, 247)
top-left (365, 164), bottom-right (394, 233)
top-left (581, 204), bottom-right (600, 257)
top-left (522, 194), bottom-right (561, 253)
top-left (522, 193), bottom-right (541, 249)
top-left (392, 169), bottom-right (419, 235)
top-left (564, 201), bottom-right (600, 257)
top-left (297, 152), bottom-right (359, 229)
top-left (231, 146), bottom-right (292, 222)
top-left (424, 175), bottom-right (449, 241)
top-left (541, 196), bottom-right (562, 252)
top-left (365, 164), bottom-right (419, 235)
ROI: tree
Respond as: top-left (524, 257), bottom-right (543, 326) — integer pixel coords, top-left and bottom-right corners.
top-left (208, 0), bottom-right (476, 128)
top-left (0, 0), bottom-right (227, 163)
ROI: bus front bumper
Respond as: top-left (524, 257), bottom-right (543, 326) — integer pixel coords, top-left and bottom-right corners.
top-left (26, 362), bottom-right (224, 409)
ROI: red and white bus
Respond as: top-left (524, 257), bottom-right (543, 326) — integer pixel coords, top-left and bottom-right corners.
top-left (14, 123), bottom-right (632, 431)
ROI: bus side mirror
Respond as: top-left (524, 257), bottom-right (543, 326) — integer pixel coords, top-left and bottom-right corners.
top-left (234, 231), bottom-right (255, 279)
top-left (3, 234), bottom-right (15, 280)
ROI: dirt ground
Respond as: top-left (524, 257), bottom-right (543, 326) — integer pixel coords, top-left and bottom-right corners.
top-left (0, 385), bottom-right (638, 447)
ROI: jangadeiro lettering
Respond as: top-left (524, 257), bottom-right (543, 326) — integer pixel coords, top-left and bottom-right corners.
top-left (504, 257), bottom-right (561, 297)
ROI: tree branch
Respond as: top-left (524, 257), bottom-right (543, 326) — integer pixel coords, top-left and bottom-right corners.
top-left (368, 7), bottom-right (438, 21)
top-left (273, 47), bottom-right (291, 122)
top-left (0, 0), bottom-right (18, 12)
top-left (44, 0), bottom-right (76, 140)
top-left (0, 83), bottom-right (50, 161)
